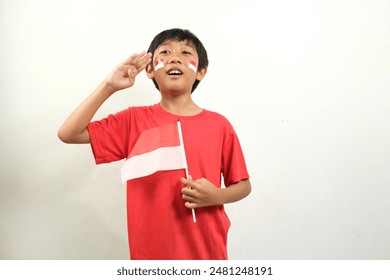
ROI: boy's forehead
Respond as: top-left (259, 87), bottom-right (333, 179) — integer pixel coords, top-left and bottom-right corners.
top-left (157, 39), bottom-right (196, 50)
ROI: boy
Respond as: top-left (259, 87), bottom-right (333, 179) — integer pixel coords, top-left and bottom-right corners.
top-left (58, 28), bottom-right (251, 260)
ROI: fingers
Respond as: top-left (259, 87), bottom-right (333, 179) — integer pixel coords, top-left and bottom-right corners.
top-left (181, 176), bottom-right (202, 209)
top-left (123, 51), bottom-right (152, 73)
top-left (123, 51), bottom-right (145, 64)
top-left (117, 51), bottom-right (151, 87)
top-left (180, 177), bottom-right (222, 209)
top-left (180, 177), bottom-right (197, 189)
top-left (184, 201), bottom-right (198, 209)
top-left (181, 187), bottom-right (195, 198)
top-left (182, 191), bottom-right (200, 209)
top-left (125, 66), bottom-right (137, 85)
top-left (181, 176), bottom-right (197, 208)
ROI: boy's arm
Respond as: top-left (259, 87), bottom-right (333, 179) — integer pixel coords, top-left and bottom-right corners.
top-left (57, 51), bottom-right (152, 144)
top-left (180, 177), bottom-right (251, 209)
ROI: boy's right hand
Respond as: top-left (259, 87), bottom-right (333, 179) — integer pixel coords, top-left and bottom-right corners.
top-left (105, 51), bottom-right (152, 92)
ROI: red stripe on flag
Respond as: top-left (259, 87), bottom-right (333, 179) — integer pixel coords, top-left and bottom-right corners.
top-left (129, 123), bottom-right (180, 157)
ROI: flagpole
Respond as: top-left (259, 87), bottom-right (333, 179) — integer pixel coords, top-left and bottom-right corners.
top-left (177, 120), bottom-right (197, 223)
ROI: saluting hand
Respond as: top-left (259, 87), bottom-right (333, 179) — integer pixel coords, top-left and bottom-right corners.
top-left (105, 51), bottom-right (152, 92)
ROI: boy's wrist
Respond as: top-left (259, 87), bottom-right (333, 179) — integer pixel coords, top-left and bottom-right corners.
top-left (217, 187), bottom-right (227, 205)
top-left (99, 80), bottom-right (117, 97)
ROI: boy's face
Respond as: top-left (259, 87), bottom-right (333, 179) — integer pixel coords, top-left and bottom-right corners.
top-left (146, 40), bottom-right (206, 94)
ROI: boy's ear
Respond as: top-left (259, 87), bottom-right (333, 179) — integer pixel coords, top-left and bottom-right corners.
top-left (145, 63), bottom-right (154, 79)
top-left (196, 66), bottom-right (207, 81)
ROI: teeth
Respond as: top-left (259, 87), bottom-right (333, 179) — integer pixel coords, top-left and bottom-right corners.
top-left (168, 70), bottom-right (182, 75)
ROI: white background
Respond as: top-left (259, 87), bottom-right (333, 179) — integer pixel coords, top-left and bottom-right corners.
top-left (0, 0), bottom-right (389, 259)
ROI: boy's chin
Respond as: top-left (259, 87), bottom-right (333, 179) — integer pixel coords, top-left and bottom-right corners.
top-left (160, 87), bottom-right (192, 96)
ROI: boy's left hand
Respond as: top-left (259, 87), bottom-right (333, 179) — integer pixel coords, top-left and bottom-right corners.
top-left (180, 177), bottom-right (223, 209)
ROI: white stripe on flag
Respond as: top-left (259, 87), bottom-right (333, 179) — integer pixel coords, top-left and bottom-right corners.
top-left (120, 146), bottom-right (187, 183)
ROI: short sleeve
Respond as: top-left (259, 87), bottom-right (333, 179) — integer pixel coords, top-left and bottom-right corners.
top-left (221, 123), bottom-right (250, 187)
top-left (87, 109), bottom-right (130, 164)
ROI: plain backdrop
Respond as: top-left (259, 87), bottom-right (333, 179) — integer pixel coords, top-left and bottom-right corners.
top-left (0, 0), bottom-right (389, 259)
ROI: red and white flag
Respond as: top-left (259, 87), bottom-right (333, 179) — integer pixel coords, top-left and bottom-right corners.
top-left (120, 121), bottom-right (187, 183)
top-left (188, 60), bottom-right (197, 72)
top-left (154, 59), bottom-right (165, 71)
top-left (120, 120), bottom-right (196, 223)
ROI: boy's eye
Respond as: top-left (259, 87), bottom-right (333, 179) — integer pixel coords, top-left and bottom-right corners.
top-left (160, 50), bottom-right (170, 54)
top-left (182, 51), bottom-right (192, 55)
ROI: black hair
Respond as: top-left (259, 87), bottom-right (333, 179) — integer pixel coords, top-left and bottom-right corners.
top-left (147, 28), bottom-right (209, 93)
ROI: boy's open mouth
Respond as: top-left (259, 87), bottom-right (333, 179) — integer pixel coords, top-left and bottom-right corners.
top-left (167, 68), bottom-right (183, 76)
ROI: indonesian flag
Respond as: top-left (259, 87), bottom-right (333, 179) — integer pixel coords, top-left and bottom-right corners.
top-left (154, 59), bottom-right (165, 71)
top-left (188, 60), bottom-right (197, 72)
top-left (120, 121), bottom-right (188, 183)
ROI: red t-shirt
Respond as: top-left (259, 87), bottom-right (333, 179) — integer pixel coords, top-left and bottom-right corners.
top-left (88, 104), bottom-right (249, 259)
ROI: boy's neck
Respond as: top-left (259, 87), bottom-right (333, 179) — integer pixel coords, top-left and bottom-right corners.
top-left (159, 94), bottom-right (202, 116)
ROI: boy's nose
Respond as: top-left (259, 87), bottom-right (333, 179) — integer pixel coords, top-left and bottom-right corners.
top-left (168, 53), bottom-right (182, 64)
